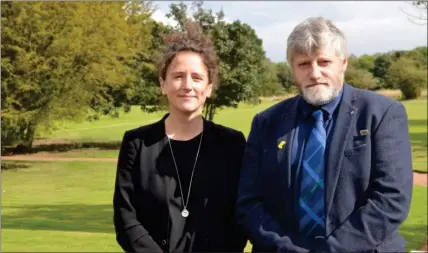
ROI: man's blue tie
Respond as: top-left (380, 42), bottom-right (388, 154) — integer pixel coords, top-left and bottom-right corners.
top-left (298, 109), bottom-right (326, 237)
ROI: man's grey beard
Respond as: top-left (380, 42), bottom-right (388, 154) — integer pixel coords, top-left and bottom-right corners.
top-left (300, 86), bottom-right (340, 106)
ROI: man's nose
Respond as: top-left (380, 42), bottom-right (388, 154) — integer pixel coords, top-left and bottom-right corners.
top-left (308, 64), bottom-right (322, 81)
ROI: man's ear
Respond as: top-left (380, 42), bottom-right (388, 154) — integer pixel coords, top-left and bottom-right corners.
top-left (341, 57), bottom-right (348, 73)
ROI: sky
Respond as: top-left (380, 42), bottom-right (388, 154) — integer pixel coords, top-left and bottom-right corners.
top-left (151, 1), bottom-right (427, 63)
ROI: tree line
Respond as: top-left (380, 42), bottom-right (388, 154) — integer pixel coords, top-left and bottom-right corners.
top-left (1, 1), bottom-right (427, 148)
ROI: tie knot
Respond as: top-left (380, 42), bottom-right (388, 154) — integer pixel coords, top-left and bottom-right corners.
top-left (312, 110), bottom-right (324, 123)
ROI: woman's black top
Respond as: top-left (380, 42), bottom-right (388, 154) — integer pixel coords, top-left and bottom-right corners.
top-left (113, 115), bottom-right (247, 252)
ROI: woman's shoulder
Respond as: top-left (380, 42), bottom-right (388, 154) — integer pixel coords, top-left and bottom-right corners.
top-left (122, 118), bottom-right (164, 142)
top-left (207, 120), bottom-right (245, 142)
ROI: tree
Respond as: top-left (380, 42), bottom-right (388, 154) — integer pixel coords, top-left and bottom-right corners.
top-left (1, 2), bottom-right (89, 147)
top-left (345, 65), bottom-right (379, 90)
top-left (165, 1), bottom-right (188, 30)
top-left (403, 46), bottom-right (428, 67)
top-left (254, 59), bottom-right (285, 98)
top-left (372, 54), bottom-right (394, 88)
top-left (132, 20), bottom-right (173, 113)
top-left (401, 0), bottom-right (428, 25)
top-left (358, 55), bottom-right (376, 73)
top-left (345, 55), bottom-right (379, 90)
top-left (122, 1), bottom-right (169, 113)
top-left (275, 62), bottom-right (295, 93)
top-left (207, 20), bottom-right (267, 119)
top-left (70, 2), bottom-right (151, 119)
top-left (1, 2), bottom-right (150, 147)
top-left (386, 57), bottom-right (427, 99)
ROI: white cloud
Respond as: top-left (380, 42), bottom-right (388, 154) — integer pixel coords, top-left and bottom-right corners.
top-left (152, 1), bottom-right (427, 62)
top-left (151, 8), bottom-right (178, 27)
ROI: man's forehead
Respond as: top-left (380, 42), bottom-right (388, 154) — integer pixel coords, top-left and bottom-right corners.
top-left (293, 47), bottom-right (341, 60)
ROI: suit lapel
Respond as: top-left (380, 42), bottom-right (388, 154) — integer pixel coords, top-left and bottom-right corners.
top-left (277, 98), bottom-right (299, 193)
top-left (325, 84), bottom-right (358, 217)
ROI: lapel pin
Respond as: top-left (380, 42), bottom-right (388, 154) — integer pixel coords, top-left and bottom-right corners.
top-left (360, 129), bottom-right (369, 136)
top-left (278, 140), bottom-right (286, 149)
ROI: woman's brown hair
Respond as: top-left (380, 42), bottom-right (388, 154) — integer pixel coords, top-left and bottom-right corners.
top-left (158, 21), bottom-right (219, 88)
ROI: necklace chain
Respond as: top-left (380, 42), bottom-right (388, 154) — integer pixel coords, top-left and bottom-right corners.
top-left (167, 131), bottom-right (203, 217)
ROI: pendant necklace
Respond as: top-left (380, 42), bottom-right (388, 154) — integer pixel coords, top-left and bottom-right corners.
top-left (167, 131), bottom-right (203, 218)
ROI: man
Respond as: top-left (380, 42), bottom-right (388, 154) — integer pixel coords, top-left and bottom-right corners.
top-left (236, 17), bottom-right (413, 252)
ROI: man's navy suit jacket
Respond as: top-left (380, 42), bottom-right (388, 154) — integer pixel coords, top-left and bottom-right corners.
top-left (236, 84), bottom-right (413, 252)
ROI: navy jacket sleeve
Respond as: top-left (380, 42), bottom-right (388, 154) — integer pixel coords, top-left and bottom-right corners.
top-left (236, 114), bottom-right (311, 252)
top-left (317, 102), bottom-right (413, 252)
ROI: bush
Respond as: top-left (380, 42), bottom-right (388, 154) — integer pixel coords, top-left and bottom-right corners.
top-left (386, 58), bottom-right (427, 99)
top-left (345, 65), bottom-right (379, 90)
top-left (399, 74), bottom-right (425, 99)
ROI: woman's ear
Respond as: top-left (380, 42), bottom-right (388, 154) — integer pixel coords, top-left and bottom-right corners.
top-left (160, 78), bottom-right (166, 95)
top-left (206, 83), bottom-right (213, 98)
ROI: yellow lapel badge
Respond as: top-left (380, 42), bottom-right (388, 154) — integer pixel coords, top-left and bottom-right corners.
top-left (278, 140), bottom-right (286, 149)
top-left (359, 129), bottom-right (369, 136)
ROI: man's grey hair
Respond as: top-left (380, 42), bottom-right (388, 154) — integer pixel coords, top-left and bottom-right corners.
top-left (286, 17), bottom-right (348, 64)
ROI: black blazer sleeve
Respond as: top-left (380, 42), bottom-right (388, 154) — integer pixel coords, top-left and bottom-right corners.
top-left (227, 131), bottom-right (249, 252)
top-left (113, 131), bottom-right (163, 252)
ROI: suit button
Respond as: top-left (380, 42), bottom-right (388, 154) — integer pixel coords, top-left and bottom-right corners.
top-left (161, 240), bottom-right (167, 246)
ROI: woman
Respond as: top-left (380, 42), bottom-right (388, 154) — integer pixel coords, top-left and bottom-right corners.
top-left (113, 21), bottom-right (247, 252)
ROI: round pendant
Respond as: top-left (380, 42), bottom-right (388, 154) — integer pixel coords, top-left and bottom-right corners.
top-left (181, 209), bottom-right (189, 218)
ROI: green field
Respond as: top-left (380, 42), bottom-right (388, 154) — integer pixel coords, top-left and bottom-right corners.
top-left (38, 102), bottom-right (274, 142)
top-left (37, 99), bottom-right (427, 172)
top-left (1, 161), bottom-right (122, 252)
top-left (405, 99), bottom-right (428, 173)
top-left (2, 98), bottom-right (426, 251)
top-left (1, 160), bottom-right (426, 252)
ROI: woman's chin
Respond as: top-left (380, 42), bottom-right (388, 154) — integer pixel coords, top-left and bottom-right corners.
top-left (174, 104), bottom-right (201, 114)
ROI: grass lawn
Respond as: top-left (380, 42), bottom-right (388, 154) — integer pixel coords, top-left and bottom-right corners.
top-left (35, 99), bottom-right (427, 173)
top-left (1, 161), bottom-right (122, 252)
top-left (1, 161), bottom-right (427, 252)
top-left (404, 99), bottom-right (427, 173)
top-left (37, 102), bottom-right (275, 142)
top-left (20, 148), bottom-right (119, 159)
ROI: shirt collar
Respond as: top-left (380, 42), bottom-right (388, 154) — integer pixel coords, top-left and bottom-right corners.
top-left (298, 86), bottom-right (344, 120)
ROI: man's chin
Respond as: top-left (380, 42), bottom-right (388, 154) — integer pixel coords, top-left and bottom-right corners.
top-left (304, 97), bottom-right (330, 106)
top-left (301, 87), bottom-right (337, 106)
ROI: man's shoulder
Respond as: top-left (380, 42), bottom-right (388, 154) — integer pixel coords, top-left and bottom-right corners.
top-left (350, 85), bottom-right (396, 105)
top-left (347, 85), bottom-right (402, 113)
